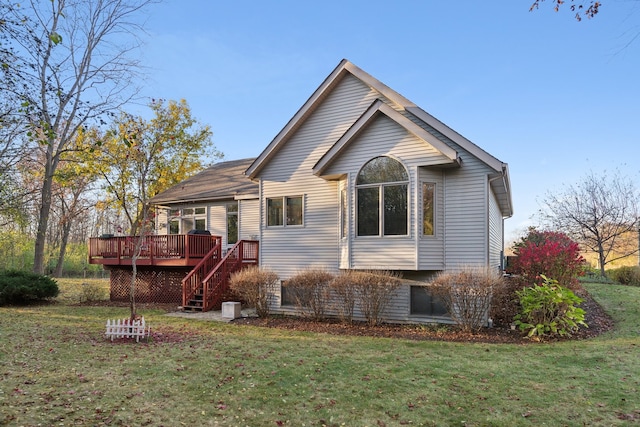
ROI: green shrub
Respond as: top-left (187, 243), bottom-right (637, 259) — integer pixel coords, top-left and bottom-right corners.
top-left (0, 270), bottom-right (59, 305)
top-left (514, 275), bottom-right (587, 340)
top-left (283, 268), bottom-right (334, 320)
top-left (579, 266), bottom-right (616, 284)
top-left (607, 266), bottom-right (640, 286)
top-left (430, 266), bottom-right (504, 332)
top-left (229, 266), bottom-right (278, 317)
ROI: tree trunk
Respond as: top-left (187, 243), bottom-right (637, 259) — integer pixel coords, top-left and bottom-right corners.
top-left (598, 244), bottom-right (607, 277)
top-left (33, 155), bottom-right (55, 275)
top-left (130, 257), bottom-right (137, 321)
top-left (130, 234), bottom-right (144, 320)
top-left (53, 219), bottom-right (72, 277)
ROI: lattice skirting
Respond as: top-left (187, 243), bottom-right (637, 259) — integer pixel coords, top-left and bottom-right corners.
top-left (108, 267), bottom-right (188, 304)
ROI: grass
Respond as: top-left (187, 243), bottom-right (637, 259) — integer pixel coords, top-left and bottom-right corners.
top-left (53, 277), bottom-right (110, 305)
top-left (0, 280), bottom-right (639, 426)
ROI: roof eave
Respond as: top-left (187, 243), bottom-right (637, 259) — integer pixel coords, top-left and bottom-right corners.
top-left (406, 106), bottom-right (506, 174)
top-left (489, 166), bottom-right (513, 218)
top-left (313, 99), bottom-right (460, 177)
top-left (246, 59), bottom-right (352, 180)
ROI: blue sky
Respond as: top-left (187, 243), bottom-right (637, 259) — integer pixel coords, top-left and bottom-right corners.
top-left (138, 0), bottom-right (640, 244)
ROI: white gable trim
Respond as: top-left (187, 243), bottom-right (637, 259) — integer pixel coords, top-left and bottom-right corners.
top-left (246, 59), bottom-right (352, 180)
top-left (245, 59), bottom-right (512, 217)
top-left (313, 99), bottom-right (461, 178)
top-left (406, 107), bottom-right (503, 172)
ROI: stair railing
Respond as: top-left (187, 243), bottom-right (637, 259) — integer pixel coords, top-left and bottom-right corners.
top-left (200, 240), bottom-right (259, 311)
top-left (181, 239), bottom-right (223, 307)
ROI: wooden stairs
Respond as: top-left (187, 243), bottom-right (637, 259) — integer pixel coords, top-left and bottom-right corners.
top-left (181, 240), bottom-right (259, 312)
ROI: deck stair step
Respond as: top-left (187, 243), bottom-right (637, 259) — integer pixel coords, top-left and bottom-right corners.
top-left (183, 293), bottom-right (204, 311)
top-left (181, 240), bottom-right (259, 312)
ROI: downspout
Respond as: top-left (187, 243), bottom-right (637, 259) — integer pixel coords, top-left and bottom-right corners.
top-left (488, 172), bottom-right (507, 271)
top-left (414, 166), bottom-right (419, 271)
top-left (442, 169), bottom-right (447, 271)
top-left (258, 178), bottom-right (263, 265)
top-left (347, 172), bottom-right (353, 270)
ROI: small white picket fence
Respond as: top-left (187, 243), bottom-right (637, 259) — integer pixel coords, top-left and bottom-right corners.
top-left (105, 317), bottom-right (150, 342)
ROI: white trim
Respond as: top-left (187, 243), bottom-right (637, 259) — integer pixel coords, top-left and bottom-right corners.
top-left (265, 195), bottom-right (304, 228)
top-left (246, 59), bottom-right (352, 180)
top-left (245, 59), bottom-right (511, 217)
top-left (313, 100), bottom-right (460, 177)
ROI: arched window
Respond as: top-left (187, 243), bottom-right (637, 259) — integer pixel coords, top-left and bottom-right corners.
top-left (356, 156), bottom-right (408, 236)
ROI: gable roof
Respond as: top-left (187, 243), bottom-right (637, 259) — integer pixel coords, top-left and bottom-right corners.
top-left (312, 99), bottom-right (461, 178)
top-left (246, 59), bottom-right (512, 217)
top-left (149, 158), bottom-right (258, 205)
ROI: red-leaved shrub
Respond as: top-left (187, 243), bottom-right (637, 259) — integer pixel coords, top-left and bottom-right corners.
top-left (511, 229), bottom-right (585, 290)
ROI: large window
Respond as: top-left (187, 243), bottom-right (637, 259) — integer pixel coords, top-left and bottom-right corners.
top-left (168, 207), bottom-right (206, 234)
top-left (226, 203), bottom-right (238, 244)
top-left (422, 183), bottom-right (435, 236)
top-left (267, 196), bottom-right (303, 227)
top-left (357, 156), bottom-right (408, 236)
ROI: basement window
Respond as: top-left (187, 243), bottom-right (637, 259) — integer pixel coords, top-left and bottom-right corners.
top-left (410, 286), bottom-right (448, 317)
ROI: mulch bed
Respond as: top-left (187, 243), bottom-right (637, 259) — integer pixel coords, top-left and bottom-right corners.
top-left (83, 289), bottom-right (614, 344)
top-left (231, 290), bottom-right (614, 344)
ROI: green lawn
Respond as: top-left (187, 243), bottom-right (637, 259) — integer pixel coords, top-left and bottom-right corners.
top-left (0, 280), bottom-right (638, 426)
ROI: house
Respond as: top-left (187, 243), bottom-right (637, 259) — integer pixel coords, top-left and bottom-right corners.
top-left (89, 59), bottom-right (512, 323)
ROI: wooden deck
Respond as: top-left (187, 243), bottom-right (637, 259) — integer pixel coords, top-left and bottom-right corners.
top-left (88, 234), bottom-right (222, 267)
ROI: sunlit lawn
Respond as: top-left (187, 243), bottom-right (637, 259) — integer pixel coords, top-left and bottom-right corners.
top-left (0, 279), bottom-right (638, 426)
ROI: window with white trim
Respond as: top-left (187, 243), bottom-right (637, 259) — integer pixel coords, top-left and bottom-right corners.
top-left (168, 207), bottom-right (206, 234)
top-left (340, 187), bottom-right (347, 239)
top-left (422, 182), bottom-right (435, 236)
top-left (226, 203), bottom-right (238, 244)
top-left (267, 196), bottom-right (303, 227)
top-left (356, 156), bottom-right (408, 236)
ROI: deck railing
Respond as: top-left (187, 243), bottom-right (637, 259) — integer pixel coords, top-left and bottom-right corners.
top-left (88, 234), bottom-right (222, 266)
top-left (188, 240), bottom-right (259, 311)
top-left (181, 240), bottom-right (223, 308)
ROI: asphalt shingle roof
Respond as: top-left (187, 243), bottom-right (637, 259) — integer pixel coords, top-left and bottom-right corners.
top-left (148, 158), bottom-right (258, 205)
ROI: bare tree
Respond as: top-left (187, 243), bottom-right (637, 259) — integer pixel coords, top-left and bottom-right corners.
top-left (530, 0), bottom-right (601, 21)
top-left (0, 111), bottom-right (30, 226)
top-left (50, 174), bottom-right (95, 277)
top-left (539, 170), bottom-right (640, 276)
top-left (1, 0), bottom-right (153, 274)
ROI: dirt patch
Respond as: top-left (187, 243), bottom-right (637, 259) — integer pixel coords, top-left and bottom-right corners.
top-left (231, 290), bottom-right (614, 344)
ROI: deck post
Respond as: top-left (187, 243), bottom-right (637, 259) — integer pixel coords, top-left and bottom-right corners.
top-left (185, 235), bottom-right (190, 264)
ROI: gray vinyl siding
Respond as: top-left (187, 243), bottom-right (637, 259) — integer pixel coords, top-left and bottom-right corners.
top-left (325, 114), bottom-right (425, 270)
top-left (207, 203), bottom-right (228, 246)
top-left (259, 74), bottom-right (377, 279)
top-left (239, 198), bottom-right (259, 241)
top-left (488, 188), bottom-right (504, 271)
top-left (418, 167), bottom-right (445, 270)
top-left (257, 72), bottom-right (501, 323)
top-left (402, 118), bottom-right (496, 269)
top-left (156, 209), bottom-right (168, 235)
top-left (275, 282), bottom-right (454, 325)
top-left (443, 159), bottom-right (490, 268)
